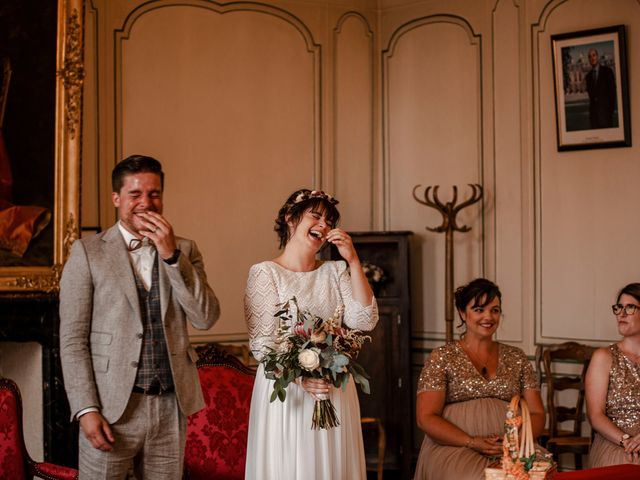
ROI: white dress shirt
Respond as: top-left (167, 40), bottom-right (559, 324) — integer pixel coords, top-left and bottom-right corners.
top-left (117, 222), bottom-right (156, 291)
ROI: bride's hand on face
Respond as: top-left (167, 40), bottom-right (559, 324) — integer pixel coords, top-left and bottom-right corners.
top-left (326, 229), bottom-right (358, 264)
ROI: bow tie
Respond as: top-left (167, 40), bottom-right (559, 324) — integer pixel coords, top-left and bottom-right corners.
top-left (128, 238), bottom-right (153, 252)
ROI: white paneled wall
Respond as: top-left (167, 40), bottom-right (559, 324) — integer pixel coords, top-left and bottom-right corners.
top-left (10, 0), bottom-right (640, 464)
top-left (79, 0), bottom-right (640, 350)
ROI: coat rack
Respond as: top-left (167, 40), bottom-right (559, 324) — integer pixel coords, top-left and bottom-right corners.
top-left (412, 184), bottom-right (483, 342)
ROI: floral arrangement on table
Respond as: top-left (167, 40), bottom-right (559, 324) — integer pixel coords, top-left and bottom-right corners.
top-left (485, 395), bottom-right (556, 480)
top-left (261, 297), bottom-right (371, 430)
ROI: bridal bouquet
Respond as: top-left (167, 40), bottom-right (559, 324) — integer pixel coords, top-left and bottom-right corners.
top-left (261, 297), bottom-right (371, 430)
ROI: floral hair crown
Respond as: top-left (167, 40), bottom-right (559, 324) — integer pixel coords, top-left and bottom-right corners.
top-left (293, 190), bottom-right (339, 206)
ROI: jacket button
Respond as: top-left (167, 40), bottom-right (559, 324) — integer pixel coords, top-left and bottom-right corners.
top-left (131, 361), bottom-right (138, 368)
top-left (137, 333), bottom-right (143, 339)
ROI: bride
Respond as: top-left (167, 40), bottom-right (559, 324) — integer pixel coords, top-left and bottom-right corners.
top-left (244, 188), bottom-right (379, 479)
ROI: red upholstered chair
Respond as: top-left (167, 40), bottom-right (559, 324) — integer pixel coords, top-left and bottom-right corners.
top-left (0, 377), bottom-right (78, 480)
top-left (184, 344), bottom-right (256, 480)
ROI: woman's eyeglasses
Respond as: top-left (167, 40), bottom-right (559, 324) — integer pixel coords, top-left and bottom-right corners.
top-left (611, 303), bottom-right (640, 315)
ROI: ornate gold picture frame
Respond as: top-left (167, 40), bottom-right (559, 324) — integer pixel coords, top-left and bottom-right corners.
top-left (0, 0), bottom-right (83, 293)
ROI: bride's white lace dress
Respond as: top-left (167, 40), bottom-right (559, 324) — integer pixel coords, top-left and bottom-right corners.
top-left (244, 260), bottom-right (379, 480)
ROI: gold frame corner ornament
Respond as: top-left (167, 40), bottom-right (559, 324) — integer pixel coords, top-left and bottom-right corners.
top-left (59, 5), bottom-right (85, 140)
top-left (0, 0), bottom-right (84, 294)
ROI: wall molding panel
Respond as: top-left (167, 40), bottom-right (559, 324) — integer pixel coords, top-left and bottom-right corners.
top-left (104, 0), bottom-right (324, 340)
top-left (113, 0), bottom-right (322, 183)
top-left (333, 12), bottom-right (375, 230)
top-left (383, 14), bottom-right (485, 344)
top-left (491, 0), bottom-right (527, 344)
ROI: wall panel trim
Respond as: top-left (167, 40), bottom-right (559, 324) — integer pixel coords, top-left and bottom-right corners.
top-left (112, 0), bottom-right (323, 185)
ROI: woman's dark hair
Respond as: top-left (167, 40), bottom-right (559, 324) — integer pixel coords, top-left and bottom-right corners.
top-left (616, 283), bottom-right (640, 304)
top-left (112, 154), bottom-right (164, 193)
top-left (274, 189), bottom-right (340, 249)
top-left (454, 278), bottom-right (502, 327)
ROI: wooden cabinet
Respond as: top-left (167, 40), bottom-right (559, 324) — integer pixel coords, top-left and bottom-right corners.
top-left (321, 231), bottom-right (413, 479)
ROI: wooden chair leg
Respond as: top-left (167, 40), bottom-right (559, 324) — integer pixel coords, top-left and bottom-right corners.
top-left (361, 417), bottom-right (386, 480)
top-left (376, 420), bottom-right (386, 480)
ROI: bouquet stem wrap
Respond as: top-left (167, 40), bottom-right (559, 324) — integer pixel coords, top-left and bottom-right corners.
top-left (312, 394), bottom-right (340, 430)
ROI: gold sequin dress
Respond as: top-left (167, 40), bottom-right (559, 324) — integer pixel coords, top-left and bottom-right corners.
top-left (589, 343), bottom-right (640, 467)
top-left (414, 341), bottom-right (539, 480)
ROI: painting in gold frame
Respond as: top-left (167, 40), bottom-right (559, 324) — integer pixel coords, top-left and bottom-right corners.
top-left (0, 0), bottom-right (83, 293)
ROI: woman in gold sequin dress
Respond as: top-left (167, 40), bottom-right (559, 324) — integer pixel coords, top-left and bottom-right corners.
top-left (414, 278), bottom-right (545, 480)
top-left (586, 282), bottom-right (640, 467)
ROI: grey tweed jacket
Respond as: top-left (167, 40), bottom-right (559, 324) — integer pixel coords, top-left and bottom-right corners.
top-left (59, 223), bottom-right (220, 423)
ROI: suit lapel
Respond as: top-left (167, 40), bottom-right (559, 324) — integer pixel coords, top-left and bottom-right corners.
top-left (102, 224), bottom-right (141, 319)
top-left (159, 260), bottom-right (171, 322)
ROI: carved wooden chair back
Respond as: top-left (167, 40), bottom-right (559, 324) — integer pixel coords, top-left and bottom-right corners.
top-left (540, 342), bottom-right (595, 470)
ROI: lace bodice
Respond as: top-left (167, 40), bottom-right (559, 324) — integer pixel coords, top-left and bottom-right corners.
top-left (244, 260), bottom-right (379, 361)
top-left (417, 342), bottom-right (539, 404)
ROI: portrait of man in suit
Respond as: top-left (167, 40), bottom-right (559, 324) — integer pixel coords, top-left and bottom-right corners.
top-left (585, 47), bottom-right (617, 129)
top-left (59, 154), bottom-right (220, 479)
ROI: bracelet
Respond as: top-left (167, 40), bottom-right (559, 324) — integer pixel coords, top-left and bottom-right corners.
top-left (619, 433), bottom-right (630, 446)
top-left (465, 436), bottom-right (475, 448)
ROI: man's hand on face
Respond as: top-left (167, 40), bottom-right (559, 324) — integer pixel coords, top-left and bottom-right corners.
top-left (137, 211), bottom-right (177, 259)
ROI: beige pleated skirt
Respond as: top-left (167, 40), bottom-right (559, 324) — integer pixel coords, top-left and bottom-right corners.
top-left (589, 431), bottom-right (640, 468)
top-left (413, 397), bottom-right (508, 480)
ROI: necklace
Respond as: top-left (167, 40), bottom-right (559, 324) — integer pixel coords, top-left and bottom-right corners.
top-left (460, 339), bottom-right (495, 379)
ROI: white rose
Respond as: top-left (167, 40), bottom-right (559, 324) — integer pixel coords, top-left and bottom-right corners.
top-left (298, 348), bottom-right (320, 371)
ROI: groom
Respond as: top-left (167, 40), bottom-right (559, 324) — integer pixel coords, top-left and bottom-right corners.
top-left (60, 154), bottom-right (220, 478)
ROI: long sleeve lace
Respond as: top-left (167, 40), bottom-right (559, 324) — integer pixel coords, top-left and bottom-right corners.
top-left (337, 262), bottom-right (379, 331)
top-left (244, 260), bottom-right (379, 362)
top-left (245, 263), bottom-right (280, 361)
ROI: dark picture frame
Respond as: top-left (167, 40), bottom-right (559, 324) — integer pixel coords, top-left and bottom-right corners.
top-left (0, 0), bottom-right (84, 293)
top-left (551, 25), bottom-right (630, 151)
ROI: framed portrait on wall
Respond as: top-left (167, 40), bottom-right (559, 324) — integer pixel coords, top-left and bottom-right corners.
top-left (0, 0), bottom-right (83, 293)
top-left (551, 25), bottom-right (630, 151)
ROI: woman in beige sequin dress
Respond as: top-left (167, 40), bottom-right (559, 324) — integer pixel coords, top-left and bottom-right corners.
top-left (586, 282), bottom-right (640, 467)
top-left (414, 278), bottom-right (545, 480)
